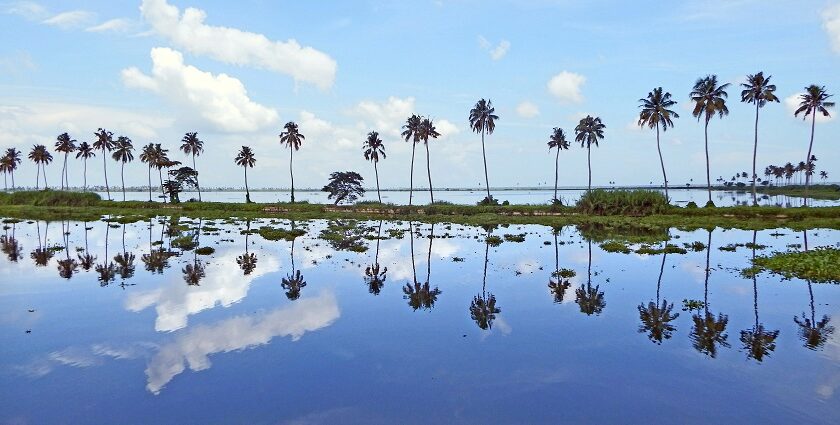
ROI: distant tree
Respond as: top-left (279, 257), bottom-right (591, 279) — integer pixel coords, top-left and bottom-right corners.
top-left (574, 115), bottom-right (606, 192)
top-left (75, 142), bottom-right (95, 191)
top-left (111, 136), bottom-right (134, 201)
top-left (235, 146), bottom-right (256, 203)
top-left (93, 128), bottom-right (115, 200)
top-left (54, 133), bottom-right (76, 190)
top-left (163, 166), bottom-right (198, 203)
top-left (4, 148), bottom-right (22, 190)
top-left (820, 170), bottom-right (829, 181)
top-left (362, 131), bottom-right (386, 202)
top-left (547, 127), bottom-right (570, 203)
top-left (690, 75), bottom-right (730, 206)
top-left (279, 121), bottom-right (305, 203)
top-left (469, 98), bottom-right (499, 203)
top-left (180, 132), bottom-right (205, 201)
top-left (28, 144), bottom-right (53, 189)
top-left (322, 171), bottom-right (365, 205)
top-left (0, 155), bottom-right (10, 190)
top-left (794, 85), bottom-right (834, 205)
top-left (741, 72), bottom-right (779, 205)
top-left (638, 87), bottom-right (679, 200)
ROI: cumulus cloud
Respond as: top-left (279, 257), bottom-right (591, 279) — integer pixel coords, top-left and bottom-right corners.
top-left (86, 18), bottom-right (132, 33)
top-left (41, 10), bottom-right (95, 28)
top-left (478, 36), bottom-right (510, 60)
top-left (823, 3), bottom-right (840, 54)
top-left (140, 0), bottom-right (337, 90)
top-left (516, 101), bottom-right (539, 118)
top-left (547, 71), bottom-right (586, 103)
top-left (121, 47), bottom-right (279, 133)
top-left (145, 291), bottom-right (340, 394)
top-left (351, 96), bottom-right (415, 138)
top-left (784, 93), bottom-right (834, 124)
top-left (435, 119), bottom-right (460, 139)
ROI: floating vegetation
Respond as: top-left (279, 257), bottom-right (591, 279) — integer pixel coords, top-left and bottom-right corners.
top-left (752, 247), bottom-right (840, 283)
top-left (258, 226), bottom-right (306, 241)
top-left (552, 268), bottom-right (577, 279)
top-left (171, 235), bottom-right (197, 251)
top-left (486, 235), bottom-right (503, 247)
top-left (503, 233), bottom-right (526, 243)
top-left (452, 257), bottom-right (465, 262)
top-left (599, 241), bottom-right (631, 254)
top-left (319, 220), bottom-right (370, 252)
top-left (682, 299), bottom-right (705, 312)
top-left (195, 246), bottom-right (215, 255)
top-left (684, 241), bottom-right (706, 252)
top-left (635, 244), bottom-right (688, 255)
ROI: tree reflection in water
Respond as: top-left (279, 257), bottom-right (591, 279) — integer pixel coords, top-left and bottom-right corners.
top-left (142, 218), bottom-right (171, 274)
top-left (739, 230), bottom-right (779, 362)
top-left (638, 247), bottom-right (679, 344)
top-left (547, 226), bottom-right (571, 303)
top-left (281, 221), bottom-right (306, 300)
top-left (182, 219), bottom-right (205, 286)
top-left (470, 225), bottom-right (500, 330)
top-left (237, 219), bottom-right (258, 276)
top-left (364, 220), bottom-right (387, 295)
top-left (690, 229), bottom-right (730, 358)
top-left (1, 221), bottom-right (22, 262)
top-left (56, 220), bottom-right (78, 279)
top-left (95, 219), bottom-right (117, 286)
top-left (30, 221), bottom-right (54, 267)
top-left (793, 230), bottom-right (835, 350)
top-left (403, 222), bottom-right (441, 311)
top-left (575, 240), bottom-right (605, 316)
top-left (114, 223), bottom-right (136, 288)
top-left (78, 221), bottom-right (96, 271)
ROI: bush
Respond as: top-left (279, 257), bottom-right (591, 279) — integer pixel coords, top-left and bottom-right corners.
top-left (704, 200), bottom-right (716, 208)
top-left (685, 201), bottom-right (698, 209)
top-left (477, 196), bottom-right (500, 206)
top-left (575, 189), bottom-right (670, 216)
top-left (0, 190), bottom-right (101, 207)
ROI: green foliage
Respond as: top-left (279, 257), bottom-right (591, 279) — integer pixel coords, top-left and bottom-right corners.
top-left (599, 241), bottom-right (631, 254)
top-left (503, 233), bottom-right (526, 242)
top-left (685, 241), bottom-right (706, 252)
top-left (477, 196), bottom-right (500, 206)
top-left (0, 190), bottom-right (101, 207)
top-left (576, 189), bottom-right (670, 216)
top-left (486, 235), bottom-right (503, 247)
top-left (322, 171), bottom-right (365, 205)
top-left (195, 246), bottom-right (215, 255)
top-left (171, 235), bottom-right (197, 251)
top-left (752, 247), bottom-right (840, 283)
top-left (258, 226), bottom-right (306, 241)
top-left (685, 201), bottom-right (698, 209)
top-left (682, 299), bottom-right (706, 312)
top-left (552, 268), bottom-right (577, 278)
top-left (635, 244), bottom-right (688, 255)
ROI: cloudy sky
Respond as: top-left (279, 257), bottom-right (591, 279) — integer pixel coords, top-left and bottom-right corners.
top-left (1, 0), bottom-right (838, 189)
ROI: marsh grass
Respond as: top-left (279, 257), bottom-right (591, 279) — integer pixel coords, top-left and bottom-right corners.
top-left (576, 189), bottom-right (670, 216)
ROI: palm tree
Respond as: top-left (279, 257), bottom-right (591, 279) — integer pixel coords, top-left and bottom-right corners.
top-left (95, 221), bottom-right (116, 286)
top-left (182, 261), bottom-right (205, 286)
top-left (93, 128), bottom-right (115, 199)
top-left (690, 229), bottom-right (730, 357)
top-left (237, 219), bottom-right (258, 275)
top-left (401, 114), bottom-right (422, 206)
top-left (235, 146), bottom-right (256, 203)
top-left (28, 144), bottom-right (53, 189)
top-left (471, 226), bottom-right (501, 329)
top-left (153, 144), bottom-right (172, 201)
top-left (403, 222), bottom-right (441, 310)
top-left (638, 249), bottom-right (680, 344)
top-left (576, 240), bottom-right (605, 315)
top-left (180, 132), bottom-right (204, 201)
top-left (54, 133), bottom-right (76, 190)
top-left (547, 128), bottom-right (570, 204)
top-left (740, 231), bottom-right (779, 362)
top-left (114, 224), bottom-right (136, 284)
top-left (30, 221), bottom-right (54, 267)
top-left (77, 221), bottom-right (95, 271)
top-left (364, 221), bottom-right (387, 295)
top-left (794, 230), bottom-right (835, 350)
top-left (111, 136), bottom-right (134, 201)
top-left (574, 115), bottom-right (606, 192)
top-left (740, 72), bottom-right (779, 205)
top-left (418, 117), bottom-right (440, 203)
top-left (139, 143), bottom-right (158, 202)
top-left (820, 170), bottom-right (829, 181)
top-left (794, 85), bottom-right (834, 205)
top-left (279, 121), bottom-right (305, 203)
top-left (468, 98), bottom-right (499, 202)
top-left (56, 220), bottom-right (78, 279)
top-left (281, 233), bottom-right (306, 300)
top-left (75, 142), bottom-right (95, 191)
top-left (1, 222), bottom-right (22, 262)
top-left (690, 75), bottom-right (730, 206)
top-left (638, 87), bottom-right (679, 200)
top-left (0, 155), bottom-right (10, 191)
top-left (4, 148), bottom-right (22, 190)
top-left (362, 131), bottom-right (386, 203)
top-left (547, 226), bottom-right (571, 302)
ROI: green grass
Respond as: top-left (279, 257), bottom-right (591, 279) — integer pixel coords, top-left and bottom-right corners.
top-left (258, 226), bottom-right (307, 241)
top-left (0, 190), bottom-right (101, 207)
top-left (752, 247), bottom-right (840, 283)
top-left (575, 189), bottom-right (670, 216)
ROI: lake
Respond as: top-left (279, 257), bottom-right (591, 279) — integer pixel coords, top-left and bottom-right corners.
top-left (1, 217), bottom-right (839, 424)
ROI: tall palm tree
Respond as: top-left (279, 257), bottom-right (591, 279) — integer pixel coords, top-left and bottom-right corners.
top-left (279, 121), bottom-right (305, 203)
top-left (0, 155), bottom-right (10, 191)
top-left (28, 144), bottom-right (53, 189)
top-left (362, 131), bottom-right (386, 203)
top-left (56, 220), bottom-right (78, 279)
top-left (794, 85), bottom-right (834, 205)
top-left (690, 75), bottom-right (730, 205)
top-left (403, 222), bottom-right (441, 310)
top-left (235, 146), bottom-right (256, 203)
top-left (93, 128), bottom-right (115, 200)
top-left (75, 142), bottom-right (95, 191)
top-left (740, 72), bottom-right (779, 205)
top-left (638, 87), bottom-right (679, 200)
top-left (111, 136), bottom-right (134, 201)
top-left (281, 233), bottom-right (306, 300)
top-left (77, 221), bottom-right (96, 271)
top-left (54, 133), bottom-right (76, 190)
top-left (547, 226), bottom-right (571, 303)
top-left (574, 115), bottom-right (606, 192)
top-left (418, 117), bottom-right (440, 203)
top-left (468, 98), bottom-right (499, 202)
top-left (401, 114), bottom-right (422, 206)
top-left (237, 219), bottom-right (258, 275)
top-left (794, 230), bottom-right (835, 350)
top-left (153, 144), bottom-right (171, 201)
top-left (180, 132), bottom-right (204, 201)
top-left (547, 128), bottom-right (570, 204)
top-left (5, 148), bottom-right (22, 190)
top-left (139, 143), bottom-right (158, 202)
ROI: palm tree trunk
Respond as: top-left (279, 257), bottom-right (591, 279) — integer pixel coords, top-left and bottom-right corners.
top-left (147, 165), bottom-right (152, 202)
top-left (425, 142), bottom-right (434, 204)
top-left (587, 145), bottom-right (592, 193)
top-left (553, 147), bottom-right (559, 202)
top-left (121, 162), bottom-right (126, 201)
top-left (751, 103), bottom-right (760, 205)
top-left (244, 166), bottom-right (251, 203)
top-left (804, 111), bottom-right (816, 206)
top-left (704, 229), bottom-right (712, 313)
top-left (193, 153), bottom-right (201, 202)
top-left (289, 147), bottom-right (295, 203)
top-left (656, 249), bottom-right (667, 304)
top-left (158, 168), bottom-right (164, 202)
top-left (409, 143), bottom-right (416, 206)
top-left (3, 172), bottom-right (6, 191)
top-left (374, 161), bottom-right (381, 203)
top-left (35, 163), bottom-right (40, 190)
top-left (656, 123), bottom-right (669, 201)
top-left (102, 150), bottom-right (110, 200)
top-left (83, 158), bottom-right (88, 192)
top-left (62, 152), bottom-right (68, 190)
top-left (752, 230), bottom-right (758, 328)
top-left (427, 223), bottom-right (434, 282)
top-left (10, 170), bottom-right (14, 190)
top-left (704, 120), bottom-right (711, 204)
top-left (480, 128), bottom-right (490, 200)
top-left (43, 164), bottom-right (47, 189)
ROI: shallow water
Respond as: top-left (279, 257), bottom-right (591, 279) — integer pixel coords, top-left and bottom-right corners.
top-left (1, 218), bottom-right (839, 424)
top-left (94, 187), bottom-right (840, 207)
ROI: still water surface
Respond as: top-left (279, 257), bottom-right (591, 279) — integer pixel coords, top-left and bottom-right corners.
top-left (1, 218), bottom-right (839, 424)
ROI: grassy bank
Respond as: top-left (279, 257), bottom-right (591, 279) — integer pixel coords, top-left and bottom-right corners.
top-left (1, 189), bottom-right (839, 230)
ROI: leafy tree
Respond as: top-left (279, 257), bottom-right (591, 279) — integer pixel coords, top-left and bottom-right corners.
top-left (111, 136), bottom-right (134, 201)
top-left (235, 146), bottom-right (256, 203)
top-left (54, 133), bottom-right (76, 190)
top-left (75, 142), bottom-right (95, 191)
top-left (279, 121), bottom-right (305, 203)
top-left (574, 115), bottom-right (606, 193)
top-left (163, 166), bottom-right (197, 203)
top-left (362, 131), bottom-right (386, 202)
top-left (741, 72), bottom-right (779, 205)
top-left (547, 127), bottom-right (570, 203)
top-left (690, 75), bottom-right (730, 206)
top-left (322, 171), bottom-right (365, 205)
top-left (638, 87), bottom-right (679, 200)
top-left (180, 132), bottom-right (205, 201)
top-left (93, 128), bottom-right (115, 200)
top-left (794, 85), bottom-right (834, 205)
top-left (469, 98), bottom-right (499, 203)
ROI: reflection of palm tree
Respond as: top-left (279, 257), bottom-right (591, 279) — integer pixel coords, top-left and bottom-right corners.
top-left (638, 250), bottom-right (679, 344)
top-left (575, 240), bottom-right (605, 315)
top-left (142, 218), bottom-right (170, 274)
top-left (30, 221), bottom-right (54, 267)
top-left (470, 226), bottom-right (501, 329)
top-left (57, 220), bottom-right (78, 279)
top-left (281, 228), bottom-right (306, 300)
top-left (548, 226), bottom-right (570, 303)
top-left (794, 230), bottom-right (835, 350)
top-left (364, 220), bottom-right (387, 295)
top-left (114, 224), bottom-right (136, 284)
top-left (182, 261), bottom-right (205, 286)
top-left (690, 229), bottom-right (730, 357)
top-left (77, 221), bottom-right (95, 271)
top-left (740, 230), bottom-right (779, 362)
top-left (237, 219), bottom-right (258, 275)
top-left (1, 222), bottom-right (22, 262)
top-left (403, 222), bottom-right (441, 311)
top-left (95, 220), bottom-right (116, 286)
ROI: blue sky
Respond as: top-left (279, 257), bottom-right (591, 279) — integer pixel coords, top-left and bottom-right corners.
top-left (1, 0), bottom-right (838, 190)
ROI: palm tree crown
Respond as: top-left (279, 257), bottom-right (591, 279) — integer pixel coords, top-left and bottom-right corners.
top-left (54, 133), bottom-right (77, 154)
top-left (638, 87), bottom-right (679, 130)
top-left (112, 137), bottom-right (134, 164)
top-left (363, 131), bottom-right (386, 163)
top-left (235, 146), bottom-right (256, 168)
top-left (574, 115), bottom-right (606, 148)
top-left (76, 142), bottom-right (95, 160)
top-left (794, 85), bottom-right (835, 119)
top-left (690, 75), bottom-right (731, 123)
top-left (279, 122), bottom-right (305, 151)
top-left (180, 132), bottom-right (204, 157)
top-left (548, 127), bottom-right (570, 151)
top-left (741, 72), bottom-right (779, 107)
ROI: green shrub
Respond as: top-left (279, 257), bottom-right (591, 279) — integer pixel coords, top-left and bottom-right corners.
top-left (195, 246), bottom-right (215, 255)
top-left (575, 189), bottom-right (670, 216)
top-left (259, 226), bottom-right (306, 241)
top-left (552, 268), bottom-right (577, 279)
top-left (0, 190), bottom-right (101, 207)
top-left (685, 201), bottom-right (698, 209)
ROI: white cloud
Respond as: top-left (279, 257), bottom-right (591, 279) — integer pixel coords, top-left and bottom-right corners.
top-left (41, 10), bottom-right (94, 29)
top-left (351, 96), bottom-right (415, 139)
top-left (547, 71), bottom-right (586, 103)
top-left (478, 36), bottom-right (510, 60)
top-left (5, 1), bottom-right (46, 19)
top-left (516, 101), bottom-right (539, 118)
top-left (435, 119), bottom-right (460, 139)
top-left (822, 3), bottom-right (840, 53)
top-left (121, 47), bottom-right (279, 133)
top-left (784, 93), bottom-right (834, 124)
top-left (0, 51), bottom-right (37, 75)
top-left (140, 0), bottom-right (337, 90)
top-left (145, 291), bottom-right (339, 394)
top-left (86, 18), bottom-right (132, 33)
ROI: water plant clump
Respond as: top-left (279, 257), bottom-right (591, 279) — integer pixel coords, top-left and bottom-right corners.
top-left (576, 189), bottom-right (670, 216)
top-left (599, 241), bottom-right (631, 254)
top-left (258, 226), bottom-right (306, 241)
top-left (752, 247), bottom-right (840, 283)
top-left (195, 246), bottom-right (215, 255)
